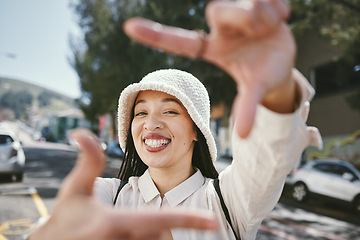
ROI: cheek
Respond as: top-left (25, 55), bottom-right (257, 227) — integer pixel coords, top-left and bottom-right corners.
top-left (189, 128), bottom-right (198, 142)
top-left (174, 121), bottom-right (197, 142)
top-left (131, 121), bottom-right (141, 140)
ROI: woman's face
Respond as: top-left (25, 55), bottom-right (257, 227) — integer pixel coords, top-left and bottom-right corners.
top-left (131, 90), bottom-right (197, 172)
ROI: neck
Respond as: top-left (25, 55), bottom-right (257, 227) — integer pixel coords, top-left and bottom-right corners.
top-left (149, 166), bottom-right (195, 197)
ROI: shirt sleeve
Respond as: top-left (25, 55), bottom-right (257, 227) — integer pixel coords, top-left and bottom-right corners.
top-left (93, 177), bottom-right (120, 205)
top-left (219, 69), bottom-right (322, 239)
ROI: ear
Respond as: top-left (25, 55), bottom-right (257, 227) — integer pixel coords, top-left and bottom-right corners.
top-left (194, 129), bottom-right (199, 142)
top-left (193, 125), bottom-right (199, 141)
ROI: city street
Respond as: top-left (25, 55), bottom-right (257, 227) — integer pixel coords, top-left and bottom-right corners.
top-left (0, 141), bottom-right (359, 239)
top-left (1, 0), bottom-right (359, 239)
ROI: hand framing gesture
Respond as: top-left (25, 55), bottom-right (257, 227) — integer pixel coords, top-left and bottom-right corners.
top-left (124, 0), bottom-right (298, 138)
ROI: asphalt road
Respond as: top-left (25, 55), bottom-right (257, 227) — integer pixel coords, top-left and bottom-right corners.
top-left (0, 142), bottom-right (359, 240)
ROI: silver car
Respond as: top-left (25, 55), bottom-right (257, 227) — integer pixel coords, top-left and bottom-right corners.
top-left (0, 128), bottom-right (25, 181)
top-left (287, 159), bottom-right (360, 213)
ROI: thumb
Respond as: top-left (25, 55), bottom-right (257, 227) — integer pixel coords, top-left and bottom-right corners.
top-left (58, 129), bottom-right (105, 199)
top-left (232, 85), bottom-right (264, 138)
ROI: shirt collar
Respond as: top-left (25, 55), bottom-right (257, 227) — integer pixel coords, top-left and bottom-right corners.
top-left (138, 169), bottom-right (206, 207)
top-left (138, 169), bottom-right (160, 203)
top-left (164, 169), bottom-right (205, 207)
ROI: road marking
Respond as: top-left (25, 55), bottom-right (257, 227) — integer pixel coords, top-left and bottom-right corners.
top-left (0, 235), bottom-right (8, 240)
top-left (0, 218), bottom-right (35, 240)
top-left (0, 187), bottom-right (49, 240)
top-left (1, 219), bottom-right (34, 235)
top-left (1, 187), bottom-right (50, 217)
top-left (0, 221), bottom-right (9, 240)
top-left (30, 192), bottom-right (49, 218)
top-left (0, 216), bottom-right (10, 240)
top-left (0, 223), bottom-right (9, 233)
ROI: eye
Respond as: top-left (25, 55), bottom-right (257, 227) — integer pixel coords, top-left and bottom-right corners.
top-left (164, 110), bottom-right (179, 115)
top-left (135, 111), bottom-right (147, 117)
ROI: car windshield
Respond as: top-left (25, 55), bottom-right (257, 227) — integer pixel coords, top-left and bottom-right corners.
top-left (0, 135), bottom-right (14, 144)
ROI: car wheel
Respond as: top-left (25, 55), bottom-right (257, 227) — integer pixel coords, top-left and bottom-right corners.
top-left (11, 172), bottom-right (23, 182)
top-left (292, 182), bottom-right (308, 202)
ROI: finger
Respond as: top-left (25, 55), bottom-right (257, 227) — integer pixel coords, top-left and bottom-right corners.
top-left (232, 85), bottom-right (264, 138)
top-left (206, 0), bottom-right (254, 36)
top-left (206, 0), bottom-right (288, 37)
top-left (123, 18), bottom-right (204, 59)
top-left (58, 129), bottom-right (105, 199)
top-left (255, 0), bottom-right (283, 34)
top-left (271, 0), bottom-right (291, 19)
top-left (110, 209), bottom-right (218, 235)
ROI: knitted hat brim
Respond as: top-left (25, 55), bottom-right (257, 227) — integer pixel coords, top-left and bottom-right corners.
top-left (117, 82), bottom-right (217, 162)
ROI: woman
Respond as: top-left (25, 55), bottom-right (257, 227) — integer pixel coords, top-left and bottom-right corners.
top-left (94, 65), bottom-right (320, 240)
top-left (28, 0), bottom-right (322, 239)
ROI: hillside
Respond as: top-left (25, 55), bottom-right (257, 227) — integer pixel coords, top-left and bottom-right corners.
top-left (0, 77), bottom-right (78, 119)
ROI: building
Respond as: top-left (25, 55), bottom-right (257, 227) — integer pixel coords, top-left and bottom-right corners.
top-left (296, 32), bottom-right (360, 164)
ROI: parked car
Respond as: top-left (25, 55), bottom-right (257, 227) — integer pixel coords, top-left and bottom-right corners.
top-left (106, 140), bottom-right (124, 158)
top-left (0, 128), bottom-right (25, 181)
top-left (286, 159), bottom-right (360, 213)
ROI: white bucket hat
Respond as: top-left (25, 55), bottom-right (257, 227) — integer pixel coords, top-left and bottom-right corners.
top-left (117, 69), bottom-right (217, 162)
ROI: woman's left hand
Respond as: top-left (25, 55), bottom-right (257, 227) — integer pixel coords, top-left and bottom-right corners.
top-left (28, 129), bottom-right (218, 240)
top-left (123, 0), bottom-right (298, 138)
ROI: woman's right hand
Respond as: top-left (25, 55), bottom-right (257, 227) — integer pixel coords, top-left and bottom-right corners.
top-left (28, 129), bottom-right (218, 240)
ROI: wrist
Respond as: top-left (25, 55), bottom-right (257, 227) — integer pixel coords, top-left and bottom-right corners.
top-left (261, 71), bottom-right (300, 113)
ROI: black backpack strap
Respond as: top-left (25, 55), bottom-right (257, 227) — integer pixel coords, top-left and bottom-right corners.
top-left (113, 180), bottom-right (128, 205)
top-left (213, 178), bottom-right (240, 240)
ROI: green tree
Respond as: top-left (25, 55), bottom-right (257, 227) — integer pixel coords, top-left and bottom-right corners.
top-left (290, 0), bottom-right (360, 48)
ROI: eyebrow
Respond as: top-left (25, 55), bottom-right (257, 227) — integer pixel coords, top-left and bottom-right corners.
top-left (134, 97), bottom-right (181, 106)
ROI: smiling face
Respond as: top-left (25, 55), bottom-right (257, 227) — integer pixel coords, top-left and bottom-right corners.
top-left (131, 90), bottom-right (197, 174)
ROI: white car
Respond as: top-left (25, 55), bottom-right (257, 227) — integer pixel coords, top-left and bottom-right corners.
top-left (287, 159), bottom-right (360, 213)
top-left (0, 128), bottom-right (25, 181)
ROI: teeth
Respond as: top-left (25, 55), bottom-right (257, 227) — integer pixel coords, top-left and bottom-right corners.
top-left (144, 139), bottom-right (170, 148)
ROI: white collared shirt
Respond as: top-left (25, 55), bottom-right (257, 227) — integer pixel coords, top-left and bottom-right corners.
top-left (95, 169), bottom-right (232, 240)
top-left (94, 69), bottom-right (322, 240)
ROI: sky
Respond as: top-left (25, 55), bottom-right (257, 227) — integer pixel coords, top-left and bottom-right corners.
top-left (0, 0), bottom-right (83, 99)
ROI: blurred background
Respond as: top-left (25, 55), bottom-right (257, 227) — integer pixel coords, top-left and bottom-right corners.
top-left (0, 0), bottom-right (359, 239)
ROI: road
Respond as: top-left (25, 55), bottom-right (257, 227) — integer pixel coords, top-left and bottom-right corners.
top-left (0, 141), bottom-right (359, 239)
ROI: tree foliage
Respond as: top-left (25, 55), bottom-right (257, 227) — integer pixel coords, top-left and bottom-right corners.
top-left (290, 0), bottom-right (360, 48)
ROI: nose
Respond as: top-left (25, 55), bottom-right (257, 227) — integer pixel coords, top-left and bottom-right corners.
top-left (144, 115), bottom-right (163, 131)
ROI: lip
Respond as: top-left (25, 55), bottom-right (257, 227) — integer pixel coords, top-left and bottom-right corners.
top-left (143, 134), bottom-right (171, 152)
